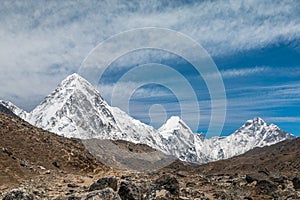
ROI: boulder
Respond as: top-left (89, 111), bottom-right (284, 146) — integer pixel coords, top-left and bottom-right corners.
top-left (155, 175), bottom-right (179, 195)
top-left (118, 181), bottom-right (141, 200)
top-left (52, 161), bottom-right (60, 168)
top-left (89, 177), bottom-right (118, 191)
top-left (83, 188), bottom-right (121, 200)
top-left (3, 189), bottom-right (33, 200)
top-left (292, 177), bottom-right (300, 190)
top-left (255, 180), bottom-right (277, 197)
top-left (245, 173), bottom-right (267, 184)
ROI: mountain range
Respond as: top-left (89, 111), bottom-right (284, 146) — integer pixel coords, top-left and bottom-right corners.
top-left (0, 73), bottom-right (296, 163)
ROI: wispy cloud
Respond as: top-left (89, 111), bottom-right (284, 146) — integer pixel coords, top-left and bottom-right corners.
top-left (221, 67), bottom-right (270, 78)
top-left (0, 0), bottom-right (299, 136)
top-left (265, 117), bottom-right (300, 123)
top-left (205, 66), bottom-right (270, 79)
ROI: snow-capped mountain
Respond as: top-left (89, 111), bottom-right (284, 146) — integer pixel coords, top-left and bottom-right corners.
top-left (0, 73), bottom-right (296, 164)
top-left (27, 73), bottom-right (121, 138)
top-left (25, 73), bottom-right (163, 151)
top-left (157, 116), bottom-right (200, 162)
top-left (0, 100), bottom-right (28, 120)
top-left (109, 106), bottom-right (162, 148)
top-left (156, 116), bottom-right (295, 163)
top-left (195, 117), bottom-right (296, 162)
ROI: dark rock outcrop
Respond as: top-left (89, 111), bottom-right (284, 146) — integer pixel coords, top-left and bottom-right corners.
top-left (89, 177), bottom-right (118, 192)
top-left (3, 189), bottom-right (33, 200)
top-left (245, 173), bottom-right (268, 183)
top-left (292, 177), bottom-right (300, 190)
top-left (155, 175), bottom-right (179, 196)
top-left (118, 181), bottom-right (141, 200)
top-left (83, 188), bottom-right (121, 200)
top-left (255, 180), bottom-right (277, 197)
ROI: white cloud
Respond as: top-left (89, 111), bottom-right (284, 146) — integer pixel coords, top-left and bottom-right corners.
top-left (0, 0), bottom-right (299, 129)
top-left (204, 66), bottom-right (270, 79)
top-left (221, 67), bottom-right (270, 78)
top-left (265, 117), bottom-right (300, 123)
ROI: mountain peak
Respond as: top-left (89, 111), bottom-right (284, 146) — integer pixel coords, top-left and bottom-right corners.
top-left (66, 73), bottom-right (84, 79)
top-left (158, 116), bottom-right (194, 136)
top-left (160, 116), bottom-right (183, 131)
top-left (0, 100), bottom-right (28, 120)
top-left (28, 72), bottom-right (119, 138)
top-left (252, 117), bottom-right (266, 125)
top-left (59, 73), bottom-right (91, 89)
top-left (244, 117), bottom-right (267, 127)
top-left (234, 117), bottom-right (295, 145)
top-left (64, 73), bottom-right (85, 82)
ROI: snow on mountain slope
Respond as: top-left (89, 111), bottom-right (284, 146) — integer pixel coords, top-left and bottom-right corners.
top-left (0, 100), bottom-right (28, 120)
top-left (28, 73), bottom-right (121, 138)
top-left (157, 116), bottom-right (199, 162)
top-left (197, 117), bottom-right (295, 162)
top-left (2, 73), bottom-right (296, 164)
top-left (158, 116), bottom-right (295, 163)
top-left (109, 106), bottom-right (162, 148)
top-left (27, 73), bottom-right (163, 147)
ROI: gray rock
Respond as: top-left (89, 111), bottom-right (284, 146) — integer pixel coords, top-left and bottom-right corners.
top-left (52, 161), bottom-right (60, 168)
top-left (269, 175), bottom-right (287, 184)
top-left (255, 180), bottom-right (277, 197)
top-left (118, 181), bottom-right (141, 200)
top-left (245, 173), bottom-right (267, 184)
top-left (292, 177), bottom-right (300, 190)
top-left (3, 189), bottom-right (33, 200)
top-left (67, 183), bottom-right (79, 188)
top-left (89, 177), bottom-right (118, 191)
top-left (186, 182), bottom-right (196, 187)
top-left (156, 189), bottom-right (171, 198)
top-left (83, 188), bottom-right (121, 200)
top-left (155, 175), bottom-right (179, 195)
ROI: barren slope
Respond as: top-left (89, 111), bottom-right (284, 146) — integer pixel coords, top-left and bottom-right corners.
top-left (0, 112), bottom-right (106, 186)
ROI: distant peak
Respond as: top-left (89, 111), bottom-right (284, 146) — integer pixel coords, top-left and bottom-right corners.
top-left (160, 116), bottom-right (187, 131)
top-left (65, 73), bottom-right (86, 81)
top-left (59, 73), bottom-right (91, 88)
top-left (245, 117), bottom-right (266, 126)
top-left (252, 117), bottom-right (266, 125)
top-left (165, 116), bottom-right (181, 124)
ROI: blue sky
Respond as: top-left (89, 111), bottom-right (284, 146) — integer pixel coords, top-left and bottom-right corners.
top-left (0, 0), bottom-right (299, 137)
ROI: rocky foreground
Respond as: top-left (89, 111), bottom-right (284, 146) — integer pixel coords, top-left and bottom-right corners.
top-left (0, 112), bottom-right (300, 199)
top-left (1, 165), bottom-right (300, 199)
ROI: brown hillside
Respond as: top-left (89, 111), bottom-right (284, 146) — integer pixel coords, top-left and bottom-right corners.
top-left (0, 112), bottom-right (107, 186)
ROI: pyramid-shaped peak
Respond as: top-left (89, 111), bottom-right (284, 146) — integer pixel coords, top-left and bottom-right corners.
top-left (33, 73), bottom-right (105, 117)
top-left (58, 73), bottom-right (93, 89)
top-left (159, 116), bottom-right (190, 131)
top-left (63, 73), bottom-right (88, 83)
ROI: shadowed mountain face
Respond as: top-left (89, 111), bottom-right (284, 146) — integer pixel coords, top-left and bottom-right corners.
top-left (0, 105), bottom-right (18, 118)
top-left (0, 112), bottom-right (106, 186)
